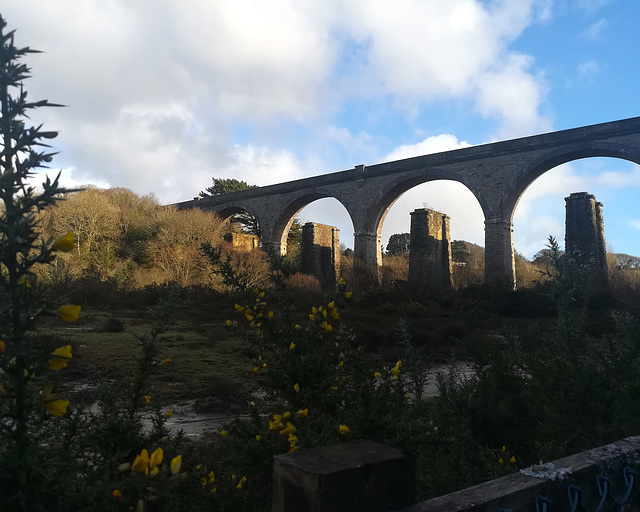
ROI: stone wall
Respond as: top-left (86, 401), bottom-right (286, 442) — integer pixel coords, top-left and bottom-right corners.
top-left (223, 232), bottom-right (259, 252)
top-left (300, 222), bottom-right (340, 287)
top-left (408, 209), bottom-right (452, 291)
top-left (564, 192), bottom-right (608, 289)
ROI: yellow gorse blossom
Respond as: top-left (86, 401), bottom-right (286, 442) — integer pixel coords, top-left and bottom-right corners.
top-left (149, 448), bottom-right (163, 470)
top-left (289, 342), bottom-right (296, 350)
top-left (52, 232), bottom-right (75, 252)
top-left (0, 340), bottom-right (5, 352)
top-left (338, 424), bottom-right (349, 435)
top-left (293, 383), bottom-right (300, 392)
top-left (132, 449), bottom-right (150, 473)
top-left (345, 291), bottom-right (352, 298)
top-left (510, 456), bottom-right (516, 464)
top-left (171, 455), bottom-right (182, 475)
top-left (112, 489), bottom-right (123, 501)
top-left (296, 408), bottom-right (308, 419)
top-left (160, 358), bottom-right (172, 366)
top-left (57, 305), bottom-right (81, 322)
top-left (374, 371), bottom-right (382, 378)
top-left (279, 422), bottom-right (296, 436)
top-left (47, 399), bottom-right (69, 416)
top-left (48, 345), bottom-right (72, 370)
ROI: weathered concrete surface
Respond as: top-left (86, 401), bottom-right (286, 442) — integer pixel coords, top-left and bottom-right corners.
top-left (400, 436), bottom-right (640, 512)
top-left (177, 116), bottom-right (640, 288)
top-left (272, 439), bottom-right (415, 512)
top-left (565, 192), bottom-right (608, 290)
top-left (408, 209), bottom-right (452, 290)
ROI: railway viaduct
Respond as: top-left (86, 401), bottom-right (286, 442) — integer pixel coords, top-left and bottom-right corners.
top-left (175, 116), bottom-right (640, 288)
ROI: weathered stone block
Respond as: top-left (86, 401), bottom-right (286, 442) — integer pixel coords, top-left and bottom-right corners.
top-left (223, 232), bottom-right (259, 252)
top-left (272, 440), bottom-right (416, 512)
top-left (300, 222), bottom-right (340, 288)
top-left (408, 209), bottom-right (452, 290)
top-left (565, 192), bottom-right (608, 290)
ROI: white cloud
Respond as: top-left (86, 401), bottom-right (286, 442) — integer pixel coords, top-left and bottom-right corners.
top-left (383, 134), bottom-right (471, 162)
top-left (577, 60), bottom-right (600, 77)
top-left (584, 18), bottom-right (607, 39)
top-left (630, 219), bottom-right (640, 231)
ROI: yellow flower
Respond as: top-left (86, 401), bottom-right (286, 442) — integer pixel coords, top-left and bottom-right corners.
top-left (208, 470), bottom-right (216, 483)
top-left (171, 455), bottom-right (182, 475)
top-left (112, 489), bottom-right (123, 501)
top-left (295, 324), bottom-right (300, 330)
top-left (321, 321), bottom-right (333, 332)
top-left (498, 457), bottom-right (504, 465)
top-left (160, 358), bottom-right (172, 366)
top-left (279, 422), bottom-right (296, 435)
top-left (234, 304), bottom-right (244, 311)
top-left (338, 424), bottom-right (349, 435)
top-left (374, 371), bottom-right (381, 378)
top-left (144, 395), bottom-right (151, 404)
top-left (221, 430), bottom-right (228, 436)
top-left (225, 319), bottom-right (232, 326)
top-left (269, 414), bottom-right (283, 431)
top-left (311, 306), bottom-right (317, 314)
top-left (255, 435), bottom-right (261, 441)
top-left (0, 340), bottom-right (5, 352)
top-left (339, 277), bottom-right (345, 285)
top-left (253, 366), bottom-right (260, 373)
top-left (262, 362), bottom-right (268, 368)
top-left (57, 305), bottom-right (81, 322)
top-left (52, 232), bottom-right (75, 252)
top-left (330, 386), bottom-right (338, 391)
top-left (501, 445), bottom-right (506, 453)
top-left (283, 411), bottom-right (292, 419)
top-left (337, 361), bottom-right (344, 367)
top-left (309, 314), bottom-right (315, 320)
top-left (268, 311), bottom-right (274, 318)
top-left (48, 345), bottom-right (72, 370)
top-left (510, 456), bottom-right (516, 464)
top-left (149, 448), bottom-right (163, 469)
top-left (293, 383), bottom-right (300, 392)
top-left (47, 399), bottom-right (69, 416)
top-left (323, 309), bottom-right (328, 318)
top-left (289, 342), bottom-right (296, 350)
top-left (296, 408), bottom-right (308, 419)
top-left (165, 410), bottom-right (173, 418)
top-left (132, 449), bottom-right (150, 473)
top-left (328, 301), bottom-right (335, 308)
top-left (345, 291), bottom-right (352, 298)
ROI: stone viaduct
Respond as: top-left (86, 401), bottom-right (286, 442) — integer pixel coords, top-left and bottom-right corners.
top-left (176, 116), bottom-right (640, 288)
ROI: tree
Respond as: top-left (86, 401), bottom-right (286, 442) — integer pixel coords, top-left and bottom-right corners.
top-left (386, 233), bottom-right (410, 256)
top-left (451, 240), bottom-right (471, 264)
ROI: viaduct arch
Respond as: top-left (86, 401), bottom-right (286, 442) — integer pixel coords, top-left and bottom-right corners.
top-left (176, 116), bottom-right (640, 288)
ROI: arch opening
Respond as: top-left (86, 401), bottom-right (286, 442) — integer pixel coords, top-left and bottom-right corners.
top-left (377, 179), bottom-right (485, 289)
top-left (513, 157), bottom-right (640, 288)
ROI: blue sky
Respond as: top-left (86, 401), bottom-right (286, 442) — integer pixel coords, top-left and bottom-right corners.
top-left (4, 0), bottom-right (640, 258)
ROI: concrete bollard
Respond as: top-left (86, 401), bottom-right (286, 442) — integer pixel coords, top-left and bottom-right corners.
top-left (272, 439), bottom-right (416, 512)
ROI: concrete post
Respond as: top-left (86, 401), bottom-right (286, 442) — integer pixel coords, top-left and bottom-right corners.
top-left (272, 440), bottom-right (416, 512)
top-left (484, 219), bottom-right (515, 289)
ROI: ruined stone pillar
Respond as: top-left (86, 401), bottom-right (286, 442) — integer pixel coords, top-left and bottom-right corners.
top-left (484, 219), bottom-right (515, 289)
top-left (300, 222), bottom-right (340, 287)
top-left (353, 231), bottom-right (382, 282)
top-left (408, 209), bottom-right (452, 291)
top-left (565, 192), bottom-right (608, 289)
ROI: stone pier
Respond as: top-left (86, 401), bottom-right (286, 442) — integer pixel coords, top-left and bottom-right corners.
top-left (300, 222), bottom-right (340, 288)
top-left (408, 209), bottom-right (452, 291)
top-left (565, 192), bottom-right (608, 290)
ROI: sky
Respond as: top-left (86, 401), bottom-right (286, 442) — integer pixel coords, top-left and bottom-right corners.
top-left (3, 0), bottom-right (640, 258)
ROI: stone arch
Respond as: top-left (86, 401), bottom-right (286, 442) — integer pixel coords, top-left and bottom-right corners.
top-left (367, 169), bottom-right (487, 236)
top-left (504, 141), bottom-right (640, 223)
top-left (213, 202), bottom-right (264, 237)
top-left (270, 191), bottom-right (356, 253)
top-left (355, 169), bottom-right (485, 269)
